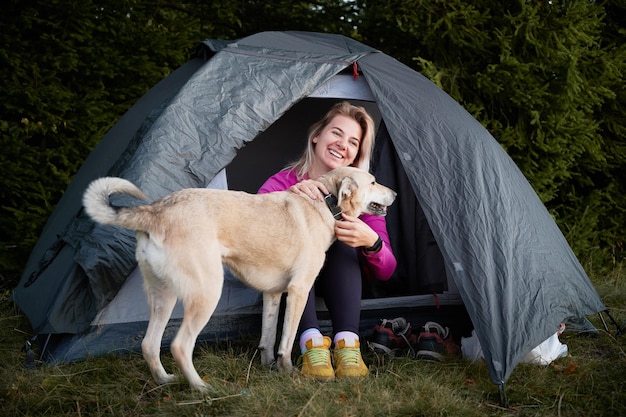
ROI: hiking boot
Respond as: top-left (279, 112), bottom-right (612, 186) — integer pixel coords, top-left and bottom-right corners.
top-left (368, 317), bottom-right (417, 357)
top-left (416, 321), bottom-right (460, 362)
top-left (333, 339), bottom-right (369, 378)
top-left (300, 336), bottom-right (335, 381)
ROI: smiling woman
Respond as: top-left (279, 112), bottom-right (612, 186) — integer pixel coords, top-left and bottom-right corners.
top-left (291, 101), bottom-right (376, 181)
top-left (308, 114), bottom-right (362, 178)
top-left (258, 101), bottom-right (397, 381)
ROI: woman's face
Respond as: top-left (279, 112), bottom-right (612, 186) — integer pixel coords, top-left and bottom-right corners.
top-left (310, 115), bottom-right (362, 176)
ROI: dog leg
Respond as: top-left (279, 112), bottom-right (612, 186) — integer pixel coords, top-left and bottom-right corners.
top-left (171, 276), bottom-right (223, 393)
top-left (277, 258), bottom-right (325, 372)
top-left (141, 268), bottom-right (178, 386)
top-left (258, 292), bottom-right (282, 367)
top-left (276, 285), bottom-right (312, 372)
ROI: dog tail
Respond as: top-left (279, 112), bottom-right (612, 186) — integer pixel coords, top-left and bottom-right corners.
top-left (83, 177), bottom-right (150, 230)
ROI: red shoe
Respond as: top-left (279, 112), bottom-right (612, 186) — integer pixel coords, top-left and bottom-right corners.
top-left (416, 321), bottom-right (460, 361)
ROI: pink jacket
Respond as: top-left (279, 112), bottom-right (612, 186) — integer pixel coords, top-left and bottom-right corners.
top-left (258, 169), bottom-right (397, 281)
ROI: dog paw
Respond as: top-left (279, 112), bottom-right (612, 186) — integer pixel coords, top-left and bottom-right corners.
top-left (156, 373), bottom-right (176, 384)
top-left (277, 356), bottom-right (294, 373)
top-left (260, 356), bottom-right (276, 368)
top-left (190, 381), bottom-right (212, 394)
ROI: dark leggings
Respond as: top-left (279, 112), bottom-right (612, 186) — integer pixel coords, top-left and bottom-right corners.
top-left (298, 240), bottom-right (362, 335)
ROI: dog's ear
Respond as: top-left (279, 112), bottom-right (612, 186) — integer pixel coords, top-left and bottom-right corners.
top-left (337, 177), bottom-right (359, 216)
top-left (337, 177), bottom-right (357, 203)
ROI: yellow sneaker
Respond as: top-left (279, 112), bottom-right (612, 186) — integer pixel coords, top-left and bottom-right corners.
top-left (300, 336), bottom-right (335, 381)
top-left (333, 339), bottom-right (369, 378)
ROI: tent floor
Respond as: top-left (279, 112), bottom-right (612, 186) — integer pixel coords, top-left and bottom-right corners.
top-left (37, 305), bottom-right (473, 364)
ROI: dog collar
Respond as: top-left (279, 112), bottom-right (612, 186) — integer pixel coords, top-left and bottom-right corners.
top-left (322, 191), bottom-right (343, 220)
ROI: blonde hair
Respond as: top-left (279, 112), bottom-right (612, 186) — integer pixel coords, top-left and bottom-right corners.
top-left (288, 101), bottom-right (376, 179)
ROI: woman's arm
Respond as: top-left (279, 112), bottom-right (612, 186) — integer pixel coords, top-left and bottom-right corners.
top-left (358, 214), bottom-right (397, 281)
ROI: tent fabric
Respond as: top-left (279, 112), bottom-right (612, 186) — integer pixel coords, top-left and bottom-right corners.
top-left (357, 51), bottom-right (605, 382)
top-left (16, 58), bottom-right (206, 334)
top-left (13, 31), bottom-right (605, 386)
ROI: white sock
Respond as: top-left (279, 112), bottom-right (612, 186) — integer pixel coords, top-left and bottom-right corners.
top-left (300, 328), bottom-right (323, 354)
top-left (334, 331), bottom-right (359, 347)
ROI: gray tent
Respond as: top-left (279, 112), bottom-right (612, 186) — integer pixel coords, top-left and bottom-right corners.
top-left (14, 31), bottom-right (604, 393)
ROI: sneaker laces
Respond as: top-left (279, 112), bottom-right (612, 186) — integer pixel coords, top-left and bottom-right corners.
top-left (423, 321), bottom-right (449, 339)
top-left (385, 318), bottom-right (416, 358)
top-left (370, 317), bottom-right (418, 358)
top-left (305, 347), bottom-right (330, 367)
top-left (336, 347), bottom-right (361, 366)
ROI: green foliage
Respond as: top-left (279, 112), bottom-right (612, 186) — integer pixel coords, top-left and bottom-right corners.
top-left (1, 0), bottom-right (625, 291)
top-left (358, 0), bottom-right (626, 265)
top-left (0, 0), bottom-right (203, 288)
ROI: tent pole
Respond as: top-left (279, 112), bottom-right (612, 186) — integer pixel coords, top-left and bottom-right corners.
top-left (600, 310), bottom-right (626, 337)
top-left (598, 311), bottom-right (609, 332)
top-left (39, 333), bottom-right (52, 361)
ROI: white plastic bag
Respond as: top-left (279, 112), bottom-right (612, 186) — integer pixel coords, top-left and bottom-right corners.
top-left (461, 324), bottom-right (568, 365)
top-left (461, 330), bottom-right (484, 361)
top-left (521, 323), bottom-right (568, 365)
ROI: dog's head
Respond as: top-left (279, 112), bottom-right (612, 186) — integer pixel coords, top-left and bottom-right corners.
top-left (319, 166), bottom-right (396, 218)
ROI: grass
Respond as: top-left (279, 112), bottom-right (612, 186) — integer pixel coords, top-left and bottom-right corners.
top-left (1, 262), bottom-right (625, 417)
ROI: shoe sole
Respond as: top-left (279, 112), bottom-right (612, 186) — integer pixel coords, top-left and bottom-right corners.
top-left (299, 371), bottom-right (336, 382)
top-left (336, 372), bottom-right (368, 379)
top-left (416, 350), bottom-right (444, 362)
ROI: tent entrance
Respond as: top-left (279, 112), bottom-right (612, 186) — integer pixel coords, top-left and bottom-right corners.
top-left (227, 95), bottom-right (453, 301)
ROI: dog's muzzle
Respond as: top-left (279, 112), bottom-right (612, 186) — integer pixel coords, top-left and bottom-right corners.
top-left (368, 202), bottom-right (389, 216)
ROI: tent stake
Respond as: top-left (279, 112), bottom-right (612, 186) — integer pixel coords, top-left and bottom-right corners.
top-left (498, 383), bottom-right (509, 408)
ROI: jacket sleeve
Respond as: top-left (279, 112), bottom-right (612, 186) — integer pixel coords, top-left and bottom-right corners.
top-left (258, 170), bottom-right (297, 194)
top-left (358, 214), bottom-right (397, 281)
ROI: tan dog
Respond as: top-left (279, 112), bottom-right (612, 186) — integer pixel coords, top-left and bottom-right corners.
top-left (82, 166), bottom-right (396, 392)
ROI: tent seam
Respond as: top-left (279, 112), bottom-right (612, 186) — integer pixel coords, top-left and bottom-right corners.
top-left (221, 46), bottom-right (372, 66)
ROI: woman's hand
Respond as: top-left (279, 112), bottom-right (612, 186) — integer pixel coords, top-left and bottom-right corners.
top-left (288, 179), bottom-right (328, 201)
top-left (334, 213), bottom-right (380, 249)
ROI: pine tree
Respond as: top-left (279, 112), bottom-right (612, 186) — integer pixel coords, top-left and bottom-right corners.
top-left (359, 0), bottom-right (626, 263)
top-left (0, 0), bottom-right (204, 287)
top-left (2, 0), bottom-right (624, 290)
